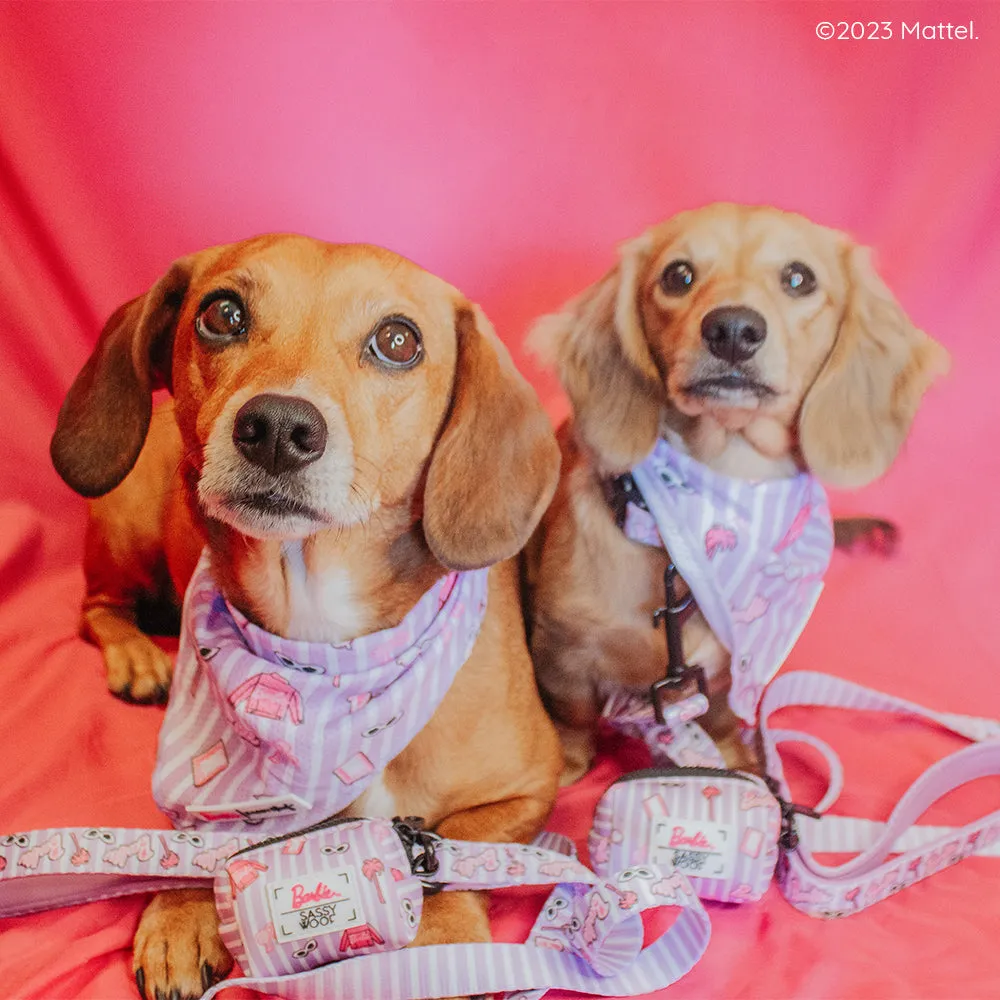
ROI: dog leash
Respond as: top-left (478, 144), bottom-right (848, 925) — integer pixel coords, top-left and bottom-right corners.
top-left (0, 817), bottom-right (710, 999)
top-left (760, 671), bottom-right (1000, 916)
top-left (594, 671), bottom-right (1000, 917)
top-left (3, 674), bottom-right (997, 999)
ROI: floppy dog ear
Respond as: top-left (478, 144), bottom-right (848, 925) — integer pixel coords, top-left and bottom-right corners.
top-left (50, 259), bottom-right (193, 498)
top-left (423, 304), bottom-right (561, 571)
top-left (528, 234), bottom-right (665, 475)
top-left (798, 245), bottom-right (950, 489)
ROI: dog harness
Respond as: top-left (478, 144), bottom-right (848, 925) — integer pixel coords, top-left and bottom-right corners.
top-left (151, 553), bottom-right (489, 833)
top-left (615, 436), bottom-right (834, 724)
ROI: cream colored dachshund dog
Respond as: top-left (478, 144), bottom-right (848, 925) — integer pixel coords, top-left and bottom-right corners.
top-left (51, 235), bottom-right (562, 999)
top-left (525, 203), bottom-right (949, 782)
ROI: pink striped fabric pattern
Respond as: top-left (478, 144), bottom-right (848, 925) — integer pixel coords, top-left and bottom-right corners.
top-left (0, 826), bottom-right (253, 917)
top-left (625, 438), bottom-right (834, 724)
top-left (152, 553), bottom-right (489, 835)
top-left (760, 671), bottom-right (1000, 917)
top-left (0, 818), bottom-right (712, 998)
top-left (590, 769), bottom-right (782, 903)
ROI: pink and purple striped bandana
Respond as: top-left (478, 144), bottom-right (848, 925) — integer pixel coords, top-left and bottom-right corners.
top-left (152, 553), bottom-right (489, 833)
top-left (624, 438), bottom-right (834, 723)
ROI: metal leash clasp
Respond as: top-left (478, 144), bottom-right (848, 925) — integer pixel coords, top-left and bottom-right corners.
top-left (392, 816), bottom-right (442, 890)
top-left (651, 562), bottom-right (706, 724)
top-left (763, 777), bottom-right (822, 850)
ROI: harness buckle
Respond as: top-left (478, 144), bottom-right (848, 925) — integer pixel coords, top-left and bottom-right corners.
top-left (392, 816), bottom-right (442, 891)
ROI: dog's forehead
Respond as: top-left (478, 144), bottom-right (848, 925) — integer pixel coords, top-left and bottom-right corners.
top-left (188, 236), bottom-right (458, 330)
top-left (649, 206), bottom-right (842, 270)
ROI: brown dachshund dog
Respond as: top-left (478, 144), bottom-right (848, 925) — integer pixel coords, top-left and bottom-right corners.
top-left (525, 203), bottom-right (950, 782)
top-left (51, 235), bottom-right (562, 999)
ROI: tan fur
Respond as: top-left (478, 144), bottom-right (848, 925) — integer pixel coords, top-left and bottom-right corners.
top-left (52, 235), bottom-right (561, 1000)
top-left (525, 203), bottom-right (949, 783)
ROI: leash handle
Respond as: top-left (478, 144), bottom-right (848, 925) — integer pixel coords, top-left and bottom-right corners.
top-left (760, 671), bottom-right (1000, 916)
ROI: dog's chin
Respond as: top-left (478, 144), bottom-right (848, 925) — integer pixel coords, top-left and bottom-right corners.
top-left (202, 491), bottom-right (334, 541)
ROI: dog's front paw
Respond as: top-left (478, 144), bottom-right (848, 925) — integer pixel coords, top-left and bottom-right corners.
top-left (105, 635), bottom-right (173, 704)
top-left (133, 889), bottom-right (232, 1000)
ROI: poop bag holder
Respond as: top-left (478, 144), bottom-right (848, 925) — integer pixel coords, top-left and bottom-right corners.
top-left (591, 767), bottom-right (782, 904)
top-left (213, 816), bottom-right (426, 980)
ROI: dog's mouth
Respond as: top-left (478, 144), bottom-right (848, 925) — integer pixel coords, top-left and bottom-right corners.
top-left (227, 491), bottom-right (326, 521)
top-left (204, 488), bottom-right (333, 539)
top-left (682, 373), bottom-right (777, 405)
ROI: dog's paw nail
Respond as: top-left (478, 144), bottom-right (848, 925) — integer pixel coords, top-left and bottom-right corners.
top-left (154, 989), bottom-right (167, 1000)
top-left (155, 682), bottom-right (171, 704)
top-left (134, 968), bottom-right (146, 999)
top-left (169, 989), bottom-right (181, 1000)
top-left (201, 963), bottom-right (216, 992)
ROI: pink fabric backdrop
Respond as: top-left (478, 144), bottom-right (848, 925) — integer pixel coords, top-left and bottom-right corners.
top-left (1, 2), bottom-right (998, 997)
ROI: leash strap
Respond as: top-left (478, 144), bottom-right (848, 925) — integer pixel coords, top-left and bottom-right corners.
top-left (0, 824), bottom-right (710, 999)
top-left (605, 473), bottom-right (709, 727)
top-left (601, 473), bottom-right (726, 770)
top-left (203, 874), bottom-right (709, 1000)
top-left (0, 828), bottom-right (250, 917)
top-left (760, 671), bottom-right (1000, 916)
top-left (602, 686), bottom-right (727, 769)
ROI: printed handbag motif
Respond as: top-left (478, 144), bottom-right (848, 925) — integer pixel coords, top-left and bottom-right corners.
top-left (591, 767), bottom-right (782, 903)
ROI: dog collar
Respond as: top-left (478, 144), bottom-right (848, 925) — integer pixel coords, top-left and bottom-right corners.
top-left (615, 438), bottom-right (834, 724)
top-left (152, 553), bottom-right (489, 833)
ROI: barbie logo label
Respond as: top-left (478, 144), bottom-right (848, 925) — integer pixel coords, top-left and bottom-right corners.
top-left (267, 866), bottom-right (364, 944)
top-left (652, 820), bottom-right (736, 880)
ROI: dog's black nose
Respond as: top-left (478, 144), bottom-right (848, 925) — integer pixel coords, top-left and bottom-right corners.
top-left (701, 306), bottom-right (767, 364)
top-left (232, 394), bottom-right (328, 475)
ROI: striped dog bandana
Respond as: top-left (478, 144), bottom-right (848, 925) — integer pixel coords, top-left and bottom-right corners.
top-left (152, 552), bottom-right (489, 833)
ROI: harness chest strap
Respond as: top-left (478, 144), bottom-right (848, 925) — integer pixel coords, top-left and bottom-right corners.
top-left (760, 671), bottom-right (1000, 917)
top-left (0, 820), bottom-right (710, 1000)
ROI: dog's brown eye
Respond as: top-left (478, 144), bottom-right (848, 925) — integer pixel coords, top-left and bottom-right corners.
top-left (196, 295), bottom-right (248, 341)
top-left (660, 260), bottom-right (696, 295)
top-left (780, 262), bottom-right (817, 298)
top-left (368, 318), bottom-right (422, 369)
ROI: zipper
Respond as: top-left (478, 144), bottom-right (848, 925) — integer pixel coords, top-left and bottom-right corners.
top-left (611, 766), bottom-right (763, 787)
top-left (225, 813), bottom-right (362, 861)
top-left (223, 814), bottom-right (439, 882)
